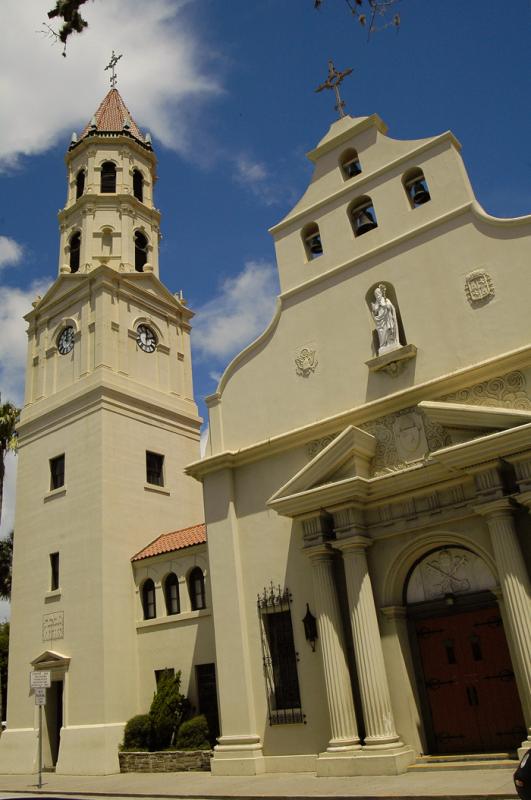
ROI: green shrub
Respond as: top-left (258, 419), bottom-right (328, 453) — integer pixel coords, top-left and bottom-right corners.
top-left (175, 714), bottom-right (210, 750)
top-left (121, 714), bottom-right (151, 751)
top-left (149, 670), bottom-right (189, 750)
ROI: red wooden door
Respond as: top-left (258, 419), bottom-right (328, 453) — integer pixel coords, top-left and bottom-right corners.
top-left (415, 607), bottom-right (525, 753)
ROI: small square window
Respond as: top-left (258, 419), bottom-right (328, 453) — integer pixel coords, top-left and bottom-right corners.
top-left (50, 552), bottom-right (59, 591)
top-left (50, 454), bottom-right (65, 490)
top-left (146, 451), bottom-right (164, 486)
top-left (155, 668), bottom-right (175, 686)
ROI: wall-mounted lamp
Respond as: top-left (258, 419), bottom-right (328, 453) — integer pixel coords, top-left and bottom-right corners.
top-left (302, 603), bottom-right (318, 652)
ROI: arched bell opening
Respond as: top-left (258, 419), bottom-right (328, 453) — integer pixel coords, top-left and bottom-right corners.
top-left (75, 169), bottom-right (85, 200)
top-left (339, 147), bottom-right (362, 179)
top-left (348, 196), bottom-right (378, 237)
top-left (100, 161), bottom-right (116, 194)
top-left (404, 545), bottom-right (526, 756)
top-left (134, 230), bottom-right (149, 272)
top-left (403, 167), bottom-right (431, 209)
top-left (68, 231), bottom-right (81, 273)
top-left (132, 168), bottom-right (144, 203)
top-left (301, 222), bottom-right (323, 261)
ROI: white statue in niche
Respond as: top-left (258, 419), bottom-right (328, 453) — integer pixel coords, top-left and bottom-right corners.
top-left (371, 284), bottom-right (401, 355)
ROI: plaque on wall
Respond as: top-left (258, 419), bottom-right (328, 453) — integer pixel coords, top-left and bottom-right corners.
top-left (42, 611), bottom-right (64, 642)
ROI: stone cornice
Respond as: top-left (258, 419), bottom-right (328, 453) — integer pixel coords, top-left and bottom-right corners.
top-left (418, 400), bottom-right (531, 430)
top-left (58, 192), bottom-right (161, 224)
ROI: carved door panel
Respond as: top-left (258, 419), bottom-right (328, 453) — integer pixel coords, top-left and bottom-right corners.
top-left (415, 608), bottom-right (525, 754)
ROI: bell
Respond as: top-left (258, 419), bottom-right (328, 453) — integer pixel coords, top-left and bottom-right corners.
top-left (308, 234), bottom-right (323, 256)
top-left (410, 180), bottom-right (430, 206)
top-left (344, 158), bottom-right (361, 178)
top-left (354, 208), bottom-right (377, 235)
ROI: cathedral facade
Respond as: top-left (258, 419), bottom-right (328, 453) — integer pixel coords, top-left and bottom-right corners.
top-left (0, 91), bottom-right (530, 777)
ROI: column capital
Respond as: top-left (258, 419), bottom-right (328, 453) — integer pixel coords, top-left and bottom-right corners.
top-left (380, 605), bottom-right (407, 621)
top-left (335, 534), bottom-right (372, 554)
top-left (504, 450), bottom-right (531, 494)
top-left (305, 542), bottom-right (336, 564)
top-left (473, 497), bottom-right (515, 520)
top-left (467, 461), bottom-right (505, 502)
top-left (301, 512), bottom-right (334, 549)
top-left (515, 490), bottom-right (531, 512)
top-left (331, 505), bottom-right (367, 540)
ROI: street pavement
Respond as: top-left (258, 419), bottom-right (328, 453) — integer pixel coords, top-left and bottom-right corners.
top-left (0, 765), bottom-right (519, 800)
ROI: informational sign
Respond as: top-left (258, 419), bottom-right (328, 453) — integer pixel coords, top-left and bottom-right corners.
top-left (34, 687), bottom-right (47, 706)
top-left (30, 670), bottom-right (51, 689)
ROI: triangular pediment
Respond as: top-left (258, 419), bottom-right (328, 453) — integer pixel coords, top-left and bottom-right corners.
top-left (31, 650), bottom-right (70, 669)
top-left (269, 425), bottom-right (375, 506)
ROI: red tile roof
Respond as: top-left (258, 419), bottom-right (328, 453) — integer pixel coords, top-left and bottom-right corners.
top-left (132, 524), bottom-right (206, 562)
top-left (79, 88), bottom-right (146, 144)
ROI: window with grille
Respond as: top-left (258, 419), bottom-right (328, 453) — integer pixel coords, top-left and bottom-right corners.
top-left (50, 552), bottom-right (60, 591)
top-left (258, 584), bottom-right (304, 725)
top-left (146, 451), bottom-right (164, 486)
top-left (189, 567), bottom-right (206, 610)
top-left (100, 161), bottom-right (116, 193)
top-left (142, 578), bottom-right (156, 620)
top-left (50, 454), bottom-right (65, 490)
top-left (164, 573), bottom-right (180, 615)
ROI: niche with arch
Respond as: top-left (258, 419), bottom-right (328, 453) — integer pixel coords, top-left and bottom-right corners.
top-left (402, 167), bottom-right (431, 208)
top-left (365, 281), bottom-right (407, 356)
top-left (301, 222), bottom-right (323, 260)
top-left (349, 196), bottom-right (378, 237)
top-left (339, 148), bottom-right (362, 179)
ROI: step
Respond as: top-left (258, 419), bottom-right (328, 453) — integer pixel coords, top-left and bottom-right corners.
top-left (416, 752), bottom-right (514, 763)
top-left (408, 756), bottom-right (518, 772)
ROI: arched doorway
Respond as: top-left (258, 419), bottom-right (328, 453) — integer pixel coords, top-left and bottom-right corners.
top-left (406, 547), bottom-right (526, 754)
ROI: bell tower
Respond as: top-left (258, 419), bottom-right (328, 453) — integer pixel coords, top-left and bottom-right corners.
top-left (0, 79), bottom-right (204, 775)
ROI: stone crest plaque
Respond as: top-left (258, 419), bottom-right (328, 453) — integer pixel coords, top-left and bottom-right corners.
top-left (42, 611), bottom-right (64, 642)
top-left (465, 269), bottom-right (494, 305)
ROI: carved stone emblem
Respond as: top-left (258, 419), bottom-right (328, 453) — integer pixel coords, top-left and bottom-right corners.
top-left (465, 269), bottom-right (494, 305)
top-left (295, 348), bottom-right (318, 377)
top-left (392, 412), bottom-right (428, 461)
top-left (406, 547), bottom-right (497, 604)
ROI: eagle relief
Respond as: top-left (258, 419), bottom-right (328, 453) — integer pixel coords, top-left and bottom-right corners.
top-left (295, 347), bottom-right (318, 378)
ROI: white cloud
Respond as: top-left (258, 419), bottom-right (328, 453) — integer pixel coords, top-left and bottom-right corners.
top-left (0, 237), bottom-right (23, 270)
top-left (234, 156), bottom-right (268, 184)
top-left (232, 155), bottom-right (283, 206)
top-left (0, 278), bottom-right (53, 405)
top-left (0, 452), bottom-right (17, 540)
top-left (199, 425), bottom-right (209, 458)
top-left (0, 0), bottom-right (221, 168)
top-left (192, 260), bottom-right (279, 361)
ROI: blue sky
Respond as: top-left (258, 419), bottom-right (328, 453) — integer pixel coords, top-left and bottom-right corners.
top-left (0, 0), bottom-right (530, 606)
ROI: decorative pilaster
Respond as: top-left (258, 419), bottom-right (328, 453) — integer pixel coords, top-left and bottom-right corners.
top-left (333, 511), bottom-right (401, 750)
top-left (303, 514), bottom-right (360, 753)
top-left (474, 499), bottom-right (531, 751)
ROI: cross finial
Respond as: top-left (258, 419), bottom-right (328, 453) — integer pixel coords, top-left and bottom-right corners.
top-left (105, 51), bottom-right (123, 89)
top-left (315, 60), bottom-right (353, 119)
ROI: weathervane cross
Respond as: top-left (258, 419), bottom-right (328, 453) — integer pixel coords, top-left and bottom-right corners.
top-left (315, 60), bottom-right (353, 119)
top-left (105, 51), bottom-right (123, 88)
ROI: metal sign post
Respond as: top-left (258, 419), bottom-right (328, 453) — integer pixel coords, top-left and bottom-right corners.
top-left (30, 672), bottom-right (50, 790)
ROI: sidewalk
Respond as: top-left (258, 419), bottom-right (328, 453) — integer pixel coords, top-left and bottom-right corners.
top-left (0, 766), bottom-right (518, 800)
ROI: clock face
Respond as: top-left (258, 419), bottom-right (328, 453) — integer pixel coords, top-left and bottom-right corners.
top-left (57, 326), bottom-right (75, 355)
top-left (136, 324), bottom-right (157, 353)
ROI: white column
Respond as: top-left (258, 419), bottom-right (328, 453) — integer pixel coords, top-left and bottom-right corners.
top-left (306, 544), bottom-right (361, 752)
top-left (474, 499), bottom-right (531, 751)
top-left (337, 536), bottom-right (402, 749)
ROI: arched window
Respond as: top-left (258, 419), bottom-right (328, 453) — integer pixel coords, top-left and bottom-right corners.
top-left (75, 169), bottom-right (85, 200)
top-left (100, 161), bottom-right (116, 193)
top-left (164, 573), bottom-right (180, 615)
top-left (134, 231), bottom-right (148, 272)
top-left (69, 232), bottom-right (81, 273)
top-left (189, 567), bottom-right (206, 611)
top-left (340, 148), bottom-right (362, 179)
top-left (349, 196), bottom-right (378, 237)
top-left (133, 169), bottom-right (144, 203)
top-left (403, 167), bottom-right (431, 208)
top-left (302, 222), bottom-right (323, 260)
top-left (142, 578), bottom-right (156, 620)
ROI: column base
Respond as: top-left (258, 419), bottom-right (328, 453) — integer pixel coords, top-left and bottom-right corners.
top-left (211, 734), bottom-right (265, 776)
top-left (56, 723), bottom-right (124, 774)
top-left (316, 745), bottom-right (415, 776)
top-left (517, 737), bottom-right (531, 760)
top-left (0, 728), bottom-right (38, 774)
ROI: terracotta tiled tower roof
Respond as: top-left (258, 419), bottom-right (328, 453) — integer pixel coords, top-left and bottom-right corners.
top-left (74, 88), bottom-right (150, 149)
